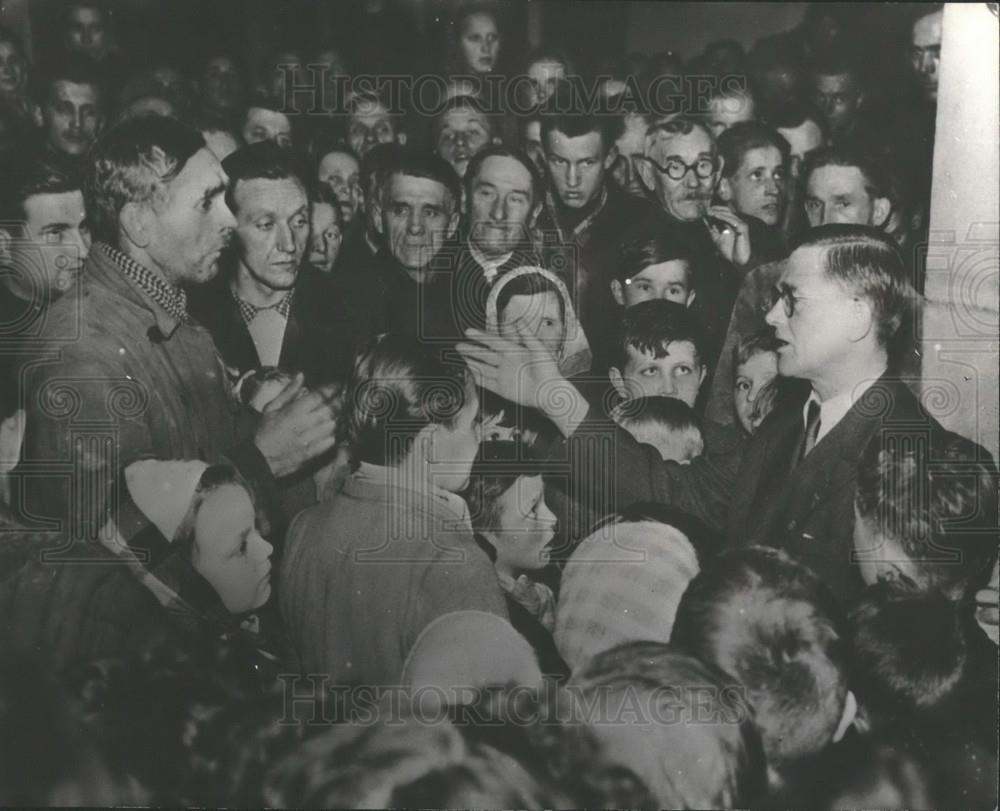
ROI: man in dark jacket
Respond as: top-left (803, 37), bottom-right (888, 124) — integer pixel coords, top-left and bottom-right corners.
top-left (18, 115), bottom-right (336, 555)
top-left (460, 225), bottom-right (945, 599)
top-left (188, 142), bottom-right (359, 387)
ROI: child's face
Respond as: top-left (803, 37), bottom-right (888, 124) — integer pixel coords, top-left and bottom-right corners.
top-left (734, 350), bottom-right (779, 434)
top-left (499, 291), bottom-right (565, 359)
top-left (490, 475), bottom-right (557, 575)
top-left (613, 260), bottom-right (694, 308)
top-left (192, 484), bottom-right (273, 614)
top-left (626, 423), bottom-right (703, 463)
top-left (611, 341), bottom-right (705, 408)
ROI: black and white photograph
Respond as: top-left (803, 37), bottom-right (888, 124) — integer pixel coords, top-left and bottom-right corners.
top-left (0, 1), bottom-right (996, 807)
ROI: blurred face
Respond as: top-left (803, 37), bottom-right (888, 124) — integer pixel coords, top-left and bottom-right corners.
top-left (706, 93), bottom-right (755, 138)
top-left (489, 475), bottom-right (557, 575)
top-left (428, 382), bottom-right (481, 492)
top-left (233, 177), bottom-right (309, 291)
top-left (733, 350), bottom-right (779, 434)
top-left (0, 40), bottom-right (27, 95)
top-left (613, 260), bottom-right (693, 308)
top-left (436, 107), bottom-right (492, 178)
top-left (545, 129), bottom-right (612, 210)
top-left (804, 164), bottom-right (886, 227)
top-left (313, 48), bottom-right (346, 79)
top-left (376, 173), bottom-right (458, 273)
top-left (241, 107), bottom-right (292, 147)
top-left (722, 145), bottom-right (788, 226)
top-left (467, 155), bottom-right (535, 257)
top-left (612, 111), bottom-right (649, 197)
top-left (765, 245), bottom-right (860, 381)
top-left (4, 191), bottom-right (90, 299)
top-left (308, 201), bottom-right (342, 273)
top-left (611, 341), bottom-right (705, 407)
top-left (192, 484), bottom-right (273, 614)
top-left (812, 73), bottom-right (863, 134)
top-left (201, 56), bottom-right (242, 112)
top-left (266, 51), bottom-right (304, 98)
top-left (40, 80), bottom-right (102, 156)
top-left (120, 95), bottom-right (175, 121)
top-left (318, 150), bottom-right (363, 224)
top-left (141, 148), bottom-right (235, 286)
top-left (523, 120), bottom-right (544, 171)
top-left (641, 128), bottom-right (719, 222)
top-left (910, 11), bottom-right (942, 102)
top-left (347, 100), bottom-right (395, 157)
top-left (65, 5), bottom-right (109, 62)
top-left (777, 118), bottom-right (824, 179)
top-left (527, 59), bottom-right (565, 107)
top-left (499, 291), bottom-right (564, 359)
top-left (459, 12), bottom-right (500, 74)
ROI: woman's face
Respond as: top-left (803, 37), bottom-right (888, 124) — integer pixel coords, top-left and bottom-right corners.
top-left (490, 475), bottom-right (557, 574)
top-left (459, 12), bottom-right (500, 74)
top-left (499, 291), bottom-right (564, 359)
top-left (192, 484), bottom-right (273, 614)
top-left (0, 40), bottom-right (27, 95)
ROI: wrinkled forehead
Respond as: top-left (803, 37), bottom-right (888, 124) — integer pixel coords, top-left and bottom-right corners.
top-left (388, 173), bottom-right (453, 207)
top-left (644, 125), bottom-right (714, 160)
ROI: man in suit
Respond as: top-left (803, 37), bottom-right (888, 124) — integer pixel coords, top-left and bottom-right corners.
top-left (189, 142), bottom-right (358, 387)
top-left (459, 224), bottom-right (939, 597)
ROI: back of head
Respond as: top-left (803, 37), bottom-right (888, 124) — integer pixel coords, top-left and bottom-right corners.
top-left (568, 641), bottom-right (767, 808)
top-left (344, 333), bottom-right (470, 467)
top-left (671, 545), bottom-right (848, 771)
top-left (791, 223), bottom-right (912, 351)
top-left (612, 298), bottom-right (707, 369)
top-left (84, 114), bottom-right (205, 245)
top-left (854, 429), bottom-right (999, 599)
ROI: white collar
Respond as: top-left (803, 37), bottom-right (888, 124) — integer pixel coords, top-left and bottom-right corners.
top-left (468, 241), bottom-right (513, 283)
top-left (804, 374), bottom-right (882, 445)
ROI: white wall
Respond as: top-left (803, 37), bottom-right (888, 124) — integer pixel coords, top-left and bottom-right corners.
top-left (625, 1), bottom-right (806, 61)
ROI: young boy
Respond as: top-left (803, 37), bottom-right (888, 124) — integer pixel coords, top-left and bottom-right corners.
top-left (610, 230), bottom-right (697, 310)
top-left (671, 546), bottom-right (857, 793)
top-left (608, 299), bottom-right (707, 409)
top-left (610, 395), bottom-right (704, 463)
top-left (732, 329), bottom-right (781, 434)
top-left (853, 429), bottom-right (999, 602)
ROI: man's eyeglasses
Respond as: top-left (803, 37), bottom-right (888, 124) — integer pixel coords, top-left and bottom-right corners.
top-left (643, 156), bottom-right (717, 181)
top-left (772, 285), bottom-right (858, 318)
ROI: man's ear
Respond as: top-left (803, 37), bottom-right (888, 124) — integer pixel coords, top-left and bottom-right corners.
top-left (446, 209), bottom-right (460, 240)
top-left (395, 132), bottom-right (407, 146)
top-left (697, 363), bottom-right (708, 389)
top-left (637, 156), bottom-right (656, 193)
top-left (372, 200), bottom-right (384, 236)
top-left (610, 279), bottom-right (625, 306)
top-left (718, 176), bottom-right (734, 202)
top-left (31, 101), bottom-right (43, 130)
top-left (849, 296), bottom-right (875, 343)
top-left (528, 200), bottom-right (542, 229)
top-left (603, 144), bottom-right (619, 171)
top-left (609, 366), bottom-right (628, 398)
top-left (833, 690), bottom-right (858, 743)
top-left (686, 289), bottom-right (697, 307)
top-left (872, 196), bottom-right (891, 228)
top-left (0, 229), bottom-right (12, 264)
top-left (120, 201), bottom-right (151, 250)
top-left (712, 155), bottom-right (726, 191)
top-left (491, 134), bottom-right (503, 146)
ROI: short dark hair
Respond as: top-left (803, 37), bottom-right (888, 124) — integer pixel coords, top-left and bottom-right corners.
top-left (792, 223), bottom-right (912, 349)
top-left (31, 54), bottom-right (105, 108)
top-left (610, 395), bottom-right (704, 450)
top-left (221, 141), bottom-right (308, 213)
top-left (0, 158), bottom-right (82, 225)
top-left (849, 581), bottom-right (974, 729)
top-left (84, 114), bottom-right (205, 244)
top-left (433, 94), bottom-right (492, 136)
top-left (854, 429), bottom-right (999, 599)
top-left (614, 223), bottom-right (697, 284)
top-left (645, 114), bottom-right (716, 152)
top-left (377, 149), bottom-right (461, 214)
top-left (463, 144), bottom-right (543, 205)
top-left (717, 121), bottom-right (790, 179)
top-left (540, 80), bottom-right (617, 155)
top-left (612, 299), bottom-right (707, 369)
top-left (671, 546), bottom-right (848, 772)
top-left (464, 439), bottom-right (546, 541)
top-left (344, 333), bottom-right (472, 467)
top-left (733, 327), bottom-right (782, 367)
top-left (802, 142), bottom-right (891, 202)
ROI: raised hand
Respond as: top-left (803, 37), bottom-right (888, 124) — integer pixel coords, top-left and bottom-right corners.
top-left (704, 205), bottom-right (752, 267)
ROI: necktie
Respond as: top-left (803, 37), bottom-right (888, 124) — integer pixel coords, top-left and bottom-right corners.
top-left (801, 399), bottom-right (822, 460)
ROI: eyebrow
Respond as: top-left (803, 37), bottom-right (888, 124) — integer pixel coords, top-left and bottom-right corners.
top-left (202, 181), bottom-right (227, 204)
top-left (38, 222), bottom-right (73, 233)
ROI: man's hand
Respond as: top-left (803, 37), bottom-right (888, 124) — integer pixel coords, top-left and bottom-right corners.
top-left (457, 329), bottom-right (589, 437)
top-left (704, 206), bottom-right (752, 267)
top-left (975, 557), bottom-right (999, 646)
top-left (254, 373), bottom-right (338, 478)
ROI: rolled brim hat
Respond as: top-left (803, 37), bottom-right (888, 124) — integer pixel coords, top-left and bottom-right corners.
top-left (124, 459), bottom-right (209, 544)
top-left (555, 520), bottom-right (700, 675)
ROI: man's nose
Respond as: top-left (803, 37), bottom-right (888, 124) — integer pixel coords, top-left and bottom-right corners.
top-left (407, 210), bottom-right (424, 234)
top-left (72, 227), bottom-right (91, 259)
top-left (490, 195), bottom-right (505, 221)
top-left (683, 167), bottom-right (699, 188)
top-left (920, 53), bottom-right (935, 74)
top-left (567, 165), bottom-right (580, 187)
top-left (764, 298), bottom-right (784, 327)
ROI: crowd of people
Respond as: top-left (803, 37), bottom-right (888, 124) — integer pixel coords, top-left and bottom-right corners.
top-left (0, 1), bottom-right (997, 807)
